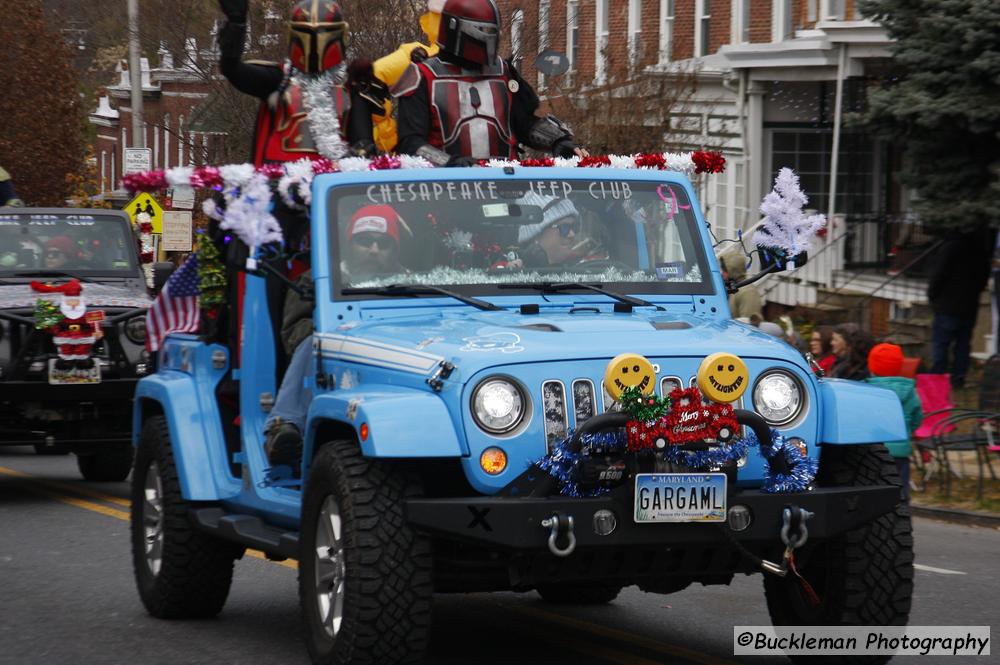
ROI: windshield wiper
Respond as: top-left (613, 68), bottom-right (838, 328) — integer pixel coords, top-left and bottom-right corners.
top-left (498, 282), bottom-right (662, 310)
top-left (343, 284), bottom-right (503, 312)
top-left (11, 271), bottom-right (96, 283)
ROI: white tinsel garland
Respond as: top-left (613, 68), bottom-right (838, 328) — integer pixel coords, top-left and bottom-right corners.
top-left (218, 172), bottom-right (284, 253)
top-left (755, 167), bottom-right (826, 257)
top-left (297, 67), bottom-right (349, 161)
top-left (136, 212), bottom-right (155, 288)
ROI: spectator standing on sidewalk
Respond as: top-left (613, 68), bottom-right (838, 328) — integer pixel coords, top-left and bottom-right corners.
top-left (829, 323), bottom-right (874, 381)
top-left (722, 253), bottom-right (763, 320)
top-left (927, 228), bottom-right (996, 388)
top-left (865, 343), bottom-right (923, 501)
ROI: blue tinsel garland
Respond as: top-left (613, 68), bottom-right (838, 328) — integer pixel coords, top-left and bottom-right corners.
top-left (754, 429), bottom-right (819, 494)
top-left (538, 427), bottom-right (818, 496)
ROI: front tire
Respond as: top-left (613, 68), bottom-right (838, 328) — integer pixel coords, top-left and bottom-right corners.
top-left (130, 416), bottom-right (242, 618)
top-left (299, 440), bottom-right (433, 665)
top-left (77, 444), bottom-right (134, 481)
top-left (763, 444), bottom-right (913, 664)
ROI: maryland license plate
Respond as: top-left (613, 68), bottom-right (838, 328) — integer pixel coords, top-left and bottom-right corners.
top-left (634, 473), bottom-right (727, 523)
top-left (47, 359), bottom-right (101, 385)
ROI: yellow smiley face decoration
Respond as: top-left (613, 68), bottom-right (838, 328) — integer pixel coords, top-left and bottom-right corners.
top-left (604, 353), bottom-right (656, 401)
top-left (697, 352), bottom-right (749, 403)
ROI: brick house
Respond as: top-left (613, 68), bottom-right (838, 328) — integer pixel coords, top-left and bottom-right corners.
top-left (493, 1), bottom-right (995, 358)
top-left (89, 40), bottom-right (227, 198)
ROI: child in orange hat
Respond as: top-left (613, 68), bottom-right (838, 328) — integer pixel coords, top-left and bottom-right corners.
top-left (865, 343), bottom-right (923, 500)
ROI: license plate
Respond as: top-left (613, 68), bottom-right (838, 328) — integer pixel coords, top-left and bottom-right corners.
top-left (634, 473), bottom-right (727, 523)
top-left (47, 359), bottom-right (101, 385)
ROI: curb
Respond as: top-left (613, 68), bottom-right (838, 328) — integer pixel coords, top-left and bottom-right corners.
top-left (911, 504), bottom-right (1000, 529)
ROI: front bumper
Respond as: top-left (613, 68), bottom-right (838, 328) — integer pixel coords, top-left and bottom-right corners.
top-left (0, 377), bottom-right (138, 401)
top-left (405, 483), bottom-right (899, 550)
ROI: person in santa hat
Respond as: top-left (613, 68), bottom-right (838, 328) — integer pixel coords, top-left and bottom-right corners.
top-left (32, 279), bottom-right (103, 370)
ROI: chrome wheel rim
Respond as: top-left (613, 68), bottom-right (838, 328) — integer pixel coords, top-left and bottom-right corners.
top-left (142, 461), bottom-right (164, 576)
top-left (314, 495), bottom-right (346, 638)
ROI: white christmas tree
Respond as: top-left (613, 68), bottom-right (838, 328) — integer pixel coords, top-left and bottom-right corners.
top-left (754, 168), bottom-right (826, 258)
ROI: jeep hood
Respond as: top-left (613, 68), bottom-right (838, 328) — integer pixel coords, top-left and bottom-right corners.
top-left (321, 309), bottom-right (807, 378)
top-left (0, 282), bottom-right (151, 310)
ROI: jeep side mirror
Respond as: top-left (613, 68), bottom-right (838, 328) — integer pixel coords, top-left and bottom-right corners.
top-left (725, 250), bottom-right (808, 295)
top-left (152, 261), bottom-right (175, 292)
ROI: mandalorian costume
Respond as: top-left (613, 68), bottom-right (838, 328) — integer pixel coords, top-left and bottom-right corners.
top-left (393, 0), bottom-right (582, 166)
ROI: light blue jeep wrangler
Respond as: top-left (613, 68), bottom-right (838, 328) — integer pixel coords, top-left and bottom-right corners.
top-left (130, 167), bottom-right (913, 665)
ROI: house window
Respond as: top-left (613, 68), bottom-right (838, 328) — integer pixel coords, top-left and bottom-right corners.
top-left (538, 0), bottom-right (550, 88)
top-left (628, 0), bottom-right (642, 66)
top-left (659, 0), bottom-right (675, 63)
top-left (822, 0), bottom-right (845, 20)
top-left (732, 0), bottom-right (750, 44)
top-left (567, 0), bottom-right (579, 73)
top-left (806, 0), bottom-right (818, 22)
top-left (511, 9), bottom-right (524, 70)
top-left (772, 0), bottom-right (795, 41)
top-left (697, 0), bottom-right (712, 57)
top-left (596, 0), bottom-right (610, 83)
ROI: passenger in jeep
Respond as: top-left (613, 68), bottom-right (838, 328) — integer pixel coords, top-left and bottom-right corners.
top-left (511, 193), bottom-right (582, 268)
top-left (44, 236), bottom-right (82, 270)
top-left (264, 204), bottom-right (409, 470)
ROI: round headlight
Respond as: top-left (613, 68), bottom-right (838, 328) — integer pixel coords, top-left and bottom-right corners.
top-left (471, 377), bottom-right (526, 435)
top-left (752, 371), bottom-right (804, 426)
top-left (125, 316), bottom-right (147, 344)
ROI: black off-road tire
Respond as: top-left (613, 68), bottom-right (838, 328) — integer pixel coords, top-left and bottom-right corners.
top-left (537, 582), bottom-right (624, 604)
top-left (131, 416), bottom-right (243, 619)
top-left (763, 444), bottom-right (914, 665)
top-left (77, 444), bottom-right (134, 481)
top-left (299, 440), bottom-right (433, 665)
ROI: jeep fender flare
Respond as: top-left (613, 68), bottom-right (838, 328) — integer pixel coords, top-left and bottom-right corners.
top-left (305, 388), bottom-right (464, 460)
top-left (818, 378), bottom-right (908, 444)
top-left (133, 372), bottom-right (239, 501)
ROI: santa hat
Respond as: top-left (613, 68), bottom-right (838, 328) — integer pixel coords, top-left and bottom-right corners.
top-left (45, 235), bottom-right (81, 258)
top-left (868, 343), bottom-right (904, 377)
top-left (31, 279), bottom-right (83, 297)
top-left (348, 205), bottom-right (401, 246)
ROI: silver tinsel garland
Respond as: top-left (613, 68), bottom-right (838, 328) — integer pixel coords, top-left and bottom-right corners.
top-left (297, 66), bottom-right (349, 161)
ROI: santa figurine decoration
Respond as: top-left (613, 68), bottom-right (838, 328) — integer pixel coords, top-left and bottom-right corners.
top-left (31, 279), bottom-right (105, 370)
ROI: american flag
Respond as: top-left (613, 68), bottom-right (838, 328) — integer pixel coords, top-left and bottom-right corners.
top-left (146, 254), bottom-right (200, 352)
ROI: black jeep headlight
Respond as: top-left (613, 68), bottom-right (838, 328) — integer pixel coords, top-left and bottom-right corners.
top-left (471, 377), bottom-right (527, 435)
top-left (125, 316), bottom-right (147, 344)
top-left (752, 370), bottom-right (804, 426)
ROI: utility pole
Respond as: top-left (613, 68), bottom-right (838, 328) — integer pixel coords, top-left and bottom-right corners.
top-left (127, 0), bottom-right (145, 148)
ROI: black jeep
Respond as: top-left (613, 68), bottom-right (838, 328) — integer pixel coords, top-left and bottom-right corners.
top-left (0, 208), bottom-right (152, 480)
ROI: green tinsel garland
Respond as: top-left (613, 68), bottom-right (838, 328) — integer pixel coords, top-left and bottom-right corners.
top-left (34, 299), bottom-right (64, 329)
top-left (618, 385), bottom-right (671, 422)
top-left (196, 235), bottom-right (227, 310)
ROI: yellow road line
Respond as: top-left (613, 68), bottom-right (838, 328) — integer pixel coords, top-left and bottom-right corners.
top-left (0, 466), bottom-right (131, 507)
top-left (511, 605), bottom-right (742, 665)
top-left (1, 465), bottom-right (296, 570)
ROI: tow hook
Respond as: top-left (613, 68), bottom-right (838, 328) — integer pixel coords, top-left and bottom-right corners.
top-left (761, 505), bottom-right (813, 577)
top-left (541, 512), bottom-right (576, 557)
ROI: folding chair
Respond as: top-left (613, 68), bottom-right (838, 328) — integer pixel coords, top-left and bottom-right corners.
top-left (911, 373), bottom-right (956, 491)
top-left (925, 356), bottom-right (1000, 500)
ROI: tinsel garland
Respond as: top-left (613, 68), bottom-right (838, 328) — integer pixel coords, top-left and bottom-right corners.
top-left (195, 233), bottom-right (226, 311)
top-left (750, 429), bottom-right (818, 494)
top-left (33, 299), bottom-right (64, 329)
top-left (121, 150), bottom-right (728, 195)
top-left (202, 171), bottom-right (283, 253)
top-left (297, 67), bottom-right (349, 161)
top-left (537, 430), bottom-right (628, 498)
top-left (136, 213), bottom-right (155, 288)
top-left (661, 436), bottom-right (752, 469)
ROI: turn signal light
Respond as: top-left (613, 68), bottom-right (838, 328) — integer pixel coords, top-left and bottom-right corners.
top-left (479, 447), bottom-right (508, 475)
top-left (359, 423), bottom-right (369, 441)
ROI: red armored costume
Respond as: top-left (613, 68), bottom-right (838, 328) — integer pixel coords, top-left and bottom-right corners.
top-left (217, 0), bottom-right (374, 165)
top-left (393, 0), bottom-right (582, 166)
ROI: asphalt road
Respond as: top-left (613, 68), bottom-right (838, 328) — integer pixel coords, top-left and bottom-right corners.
top-left (1, 446), bottom-right (996, 665)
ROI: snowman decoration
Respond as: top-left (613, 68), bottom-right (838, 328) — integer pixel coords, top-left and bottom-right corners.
top-left (31, 279), bottom-right (104, 371)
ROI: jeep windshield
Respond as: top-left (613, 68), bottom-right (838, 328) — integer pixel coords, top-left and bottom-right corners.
top-left (0, 210), bottom-right (139, 278)
top-left (328, 178), bottom-right (713, 298)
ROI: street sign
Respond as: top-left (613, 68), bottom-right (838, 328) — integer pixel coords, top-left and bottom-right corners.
top-left (161, 211), bottom-right (193, 252)
top-left (123, 148), bottom-right (152, 175)
top-left (166, 185), bottom-right (196, 210)
top-left (125, 192), bottom-right (164, 234)
top-left (535, 50), bottom-right (570, 77)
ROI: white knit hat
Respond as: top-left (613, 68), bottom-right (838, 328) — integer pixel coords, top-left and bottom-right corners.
top-left (516, 192), bottom-right (581, 244)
